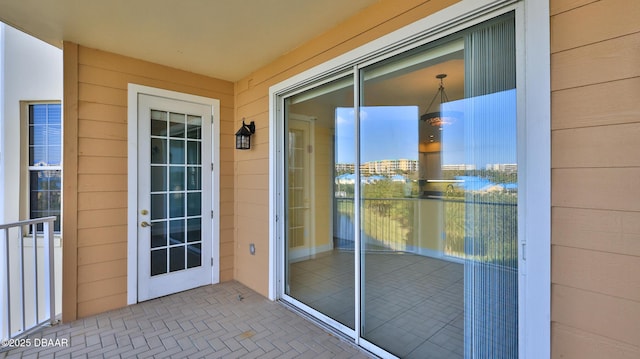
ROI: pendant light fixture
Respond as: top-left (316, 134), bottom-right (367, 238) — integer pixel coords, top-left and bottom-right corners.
top-left (420, 73), bottom-right (451, 127)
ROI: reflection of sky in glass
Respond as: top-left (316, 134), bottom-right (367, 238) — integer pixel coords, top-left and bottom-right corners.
top-left (30, 104), bottom-right (62, 166)
top-left (334, 89), bottom-right (516, 169)
top-left (442, 89), bottom-right (516, 167)
top-left (336, 106), bottom-right (418, 164)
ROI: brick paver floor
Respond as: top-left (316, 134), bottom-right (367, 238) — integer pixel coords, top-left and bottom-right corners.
top-left (1, 281), bottom-right (375, 358)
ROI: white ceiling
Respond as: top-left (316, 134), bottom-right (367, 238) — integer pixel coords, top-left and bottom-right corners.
top-left (0, 0), bottom-right (379, 81)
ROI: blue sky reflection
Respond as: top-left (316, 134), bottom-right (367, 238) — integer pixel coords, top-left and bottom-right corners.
top-left (335, 89), bottom-right (516, 169)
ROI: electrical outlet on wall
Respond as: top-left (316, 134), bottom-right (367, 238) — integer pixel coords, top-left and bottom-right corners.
top-left (249, 243), bottom-right (255, 255)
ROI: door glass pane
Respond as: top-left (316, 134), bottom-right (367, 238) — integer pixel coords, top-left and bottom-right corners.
top-left (169, 193), bottom-right (185, 218)
top-left (151, 110), bottom-right (168, 135)
top-left (284, 74), bottom-right (355, 329)
top-left (187, 115), bottom-right (202, 139)
top-left (187, 244), bottom-right (201, 268)
top-left (170, 246), bottom-right (185, 272)
top-left (170, 113), bottom-right (186, 137)
top-left (150, 194), bottom-right (166, 220)
top-left (187, 142), bottom-right (201, 164)
top-left (169, 167), bottom-right (185, 191)
top-left (187, 167), bottom-right (201, 190)
top-left (187, 193), bottom-right (201, 216)
top-left (151, 139), bottom-right (167, 164)
top-left (151, 249), bottom-right (167, 276)
top-left (187, 218), bottom-right (201, 242)
top-left (359, 13), bottom-right (516, 358)
top-left (151, 166), bottom-right (167, 192)
top-left (151, 221), bottom-right (167, 248)
top-left (169, 219), bottom-right (185, 244)
top-left (149, 109), bottom-right (204, 276)
top-left (170, 140), bottom-right (185, 164)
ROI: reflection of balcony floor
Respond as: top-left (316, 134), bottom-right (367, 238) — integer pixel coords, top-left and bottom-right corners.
top-left (290, 250), bottom-right (464, 358)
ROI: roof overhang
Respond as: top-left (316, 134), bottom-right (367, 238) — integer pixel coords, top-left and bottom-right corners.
top-left (0, 0), bottom-right (378, 81)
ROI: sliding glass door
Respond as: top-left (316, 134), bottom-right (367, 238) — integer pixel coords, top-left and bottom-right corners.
top-left (284, 74), bottom-right (356, 330)
top-left (282, 12), bottom-right (518, 358)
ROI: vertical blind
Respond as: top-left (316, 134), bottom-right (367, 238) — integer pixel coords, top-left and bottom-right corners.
top-left (462, 13), bottom-right (518, 359)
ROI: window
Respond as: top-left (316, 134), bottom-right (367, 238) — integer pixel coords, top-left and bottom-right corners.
top-left (25, 103), bottom-right (61, 232)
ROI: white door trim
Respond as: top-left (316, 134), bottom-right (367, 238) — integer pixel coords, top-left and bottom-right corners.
top-left (127, 84), bottom-right (220, 304)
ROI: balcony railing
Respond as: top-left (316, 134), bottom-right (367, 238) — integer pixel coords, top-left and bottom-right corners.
top-left (1, 216), bottom-right (57, 340)
top-left (334, 197), bottom-right (517, 267)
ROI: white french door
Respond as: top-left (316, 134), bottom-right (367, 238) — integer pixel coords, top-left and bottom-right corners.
top-left (137, 94), bottom-right (213, 301)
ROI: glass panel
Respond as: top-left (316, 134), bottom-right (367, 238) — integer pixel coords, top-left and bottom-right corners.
top-left (29, 104), bottom-right (62, 167)
top-left (169, 140), bottom-right (185, 164)
top-left (30, 105), bottom-right (47, 125)
top-left (187, 115), bottom-right (202, 139)
top-left (151, 166), bottom-right (167, 192)
top-left (187, 142), bottom-right (201, 164)
top-left (29, 145), bottom-right (44, 166)
top-left (284, 74), bottom-right (355, 329)
top-left (169, 166), bottom-right (185, 192)
top-left (30, 126), bottom-right (45, 153)
top-left (187, 167), bottom-right (201, 190)
top-left (149, 109), bottom-right (205, 277)
top-left (169, 193), bottom-right (185, 218)
top-left (170, 246), bottom-right (185, 272)
top-left (169, 114), bottom-right (185, 138)
top-left (151, 120), bottom-right (167, 136)
top-left (187, 193), bottom-right (201, 216)
top-left (151, 221), bottom-right (167, 248)
top-left (151, 194), bottom-right (167, 220)
top-left (47, 104), bottom-right (61, 124)
top-left (187, 244), bottom-right (201, 268)
top-left (48, 125), bottom-right (62, 146)
top-left (28, 170), bottom-right (62, 232)
top-left (151, 138), bottom-right (167, 164)
top-left (47, 145), bottom-right (62, 166)
top-left (169, 219), bottom-right (185, 244)
top-left (151, 249), bottom-right (167, 276)
top-left (151, 109), bottom-right (168, 136)
top-left (359, 13), bottom-right (516, 358)
top-left (187, 218), bottom-right (201, 242)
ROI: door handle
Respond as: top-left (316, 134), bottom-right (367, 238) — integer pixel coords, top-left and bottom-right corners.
top-left (141, 221), bottom-right (153, 228)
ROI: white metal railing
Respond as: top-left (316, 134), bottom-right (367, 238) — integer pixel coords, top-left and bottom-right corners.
top-left (1, 216), bottom-right (57, 340)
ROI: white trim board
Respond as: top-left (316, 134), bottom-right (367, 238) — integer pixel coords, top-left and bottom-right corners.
top-left (126, 84), bottom-right (221, 305)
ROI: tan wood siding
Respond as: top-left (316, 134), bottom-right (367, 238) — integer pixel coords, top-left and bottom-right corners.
top-left (63, 44), bottom-right (234, 320)
top-left (552, 207), bottom-right (640, 257)
top-left (552, 78), bottom-right (640, 130)
top-left (552, 123), bottom-right (640, 168)
top-left (550, 0), bottom-right (640, 357)
top-left (552, 285), bottom-right (640, 347)
top-left (552, 323), bottom-right (640, 359)
top-left (62, 42), bottom-right (79, 322)
top-left (233, 0), bottom-right (458, 296)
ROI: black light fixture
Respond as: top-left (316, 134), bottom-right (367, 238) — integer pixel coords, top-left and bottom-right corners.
top-left (235, 119), bottom-right (255, 150)
top-left (420, 73), bottom-right (451, 127)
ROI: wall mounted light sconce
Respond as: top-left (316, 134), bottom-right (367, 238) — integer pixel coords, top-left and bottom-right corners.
top-left (235, 119), bottom-right (255, 150)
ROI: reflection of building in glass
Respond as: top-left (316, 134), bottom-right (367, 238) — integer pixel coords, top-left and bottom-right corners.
top-left (336, 160), bottom-right (419, 176)
top-left (485, 163), bottom-right (517, 172)
top-left (442, 164), bottom-right (477, 171)
top-left (359, 159), bottom-right (419, 175)
top-left (335, 163), bottom-right (355, 173)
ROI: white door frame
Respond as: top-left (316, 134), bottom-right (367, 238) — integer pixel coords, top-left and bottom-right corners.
top-left (127, 84), bottom-right (220, 304)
